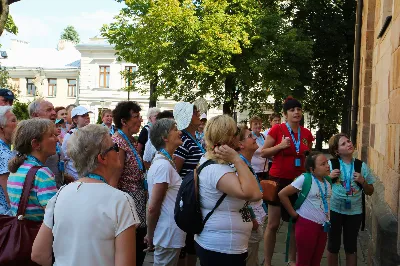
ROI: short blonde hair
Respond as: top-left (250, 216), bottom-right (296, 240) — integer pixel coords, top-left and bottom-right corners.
top-left (204, 115), bottom-right (237, 164)
top-left (67, 124), bottom-right (110, 177)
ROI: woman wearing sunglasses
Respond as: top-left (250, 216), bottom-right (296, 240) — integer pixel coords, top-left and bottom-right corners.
top-left (32, 124), bottom-right (140, 266)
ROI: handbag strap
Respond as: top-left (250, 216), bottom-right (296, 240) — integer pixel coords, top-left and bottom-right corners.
top-left (17, 166), bottom-right (43, 216)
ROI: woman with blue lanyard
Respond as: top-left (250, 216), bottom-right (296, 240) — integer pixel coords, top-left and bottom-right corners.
top-left (112, 101), bottom-right (147, 266)
top-left (0, 106), bottom-right (17, 215)
top-left (249, 116), bottom-right (268, 181)
top-left (261, 97), bottom-right (314, 266)
top-left (101, 108), bottom-right (115, 135)
top-left (237, 124), bottom-right (268, 266)
top-left (144, 118), bottom-right (186, 266)
top-left (173, 102), bottom-right (204, 266)
top-left (32, 124), bottom-right (140, 266)
top-left (278, 151), bottom-right (332, 266)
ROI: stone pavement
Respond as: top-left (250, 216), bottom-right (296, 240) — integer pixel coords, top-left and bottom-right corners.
top-left (143, 220), bottom-right (367, 266)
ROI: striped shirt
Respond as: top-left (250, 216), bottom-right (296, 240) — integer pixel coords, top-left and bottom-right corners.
top-left (174, 131), bottom-right (204, 178)
top-left (7, 155), bottom-right (57, 221)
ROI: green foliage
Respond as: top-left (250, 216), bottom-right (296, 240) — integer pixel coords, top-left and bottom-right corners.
top-left (12, 100), bottom-right (29, 121)
top-left (5, 14), bottom-right (18, 34)
top-left (102, 0), bottom-right (312, 116)
top-left (60, 25), bottom-right (80, 43)
top-left (280, 0), bottom-right (356, 146)
top-left (0, 67), bottom-right (10, 89)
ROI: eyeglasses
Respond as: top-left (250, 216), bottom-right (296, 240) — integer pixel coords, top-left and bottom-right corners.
top-left (246, 133), bottom-right (257, 140)
top-left (101, 143), bottom-right (119, 156)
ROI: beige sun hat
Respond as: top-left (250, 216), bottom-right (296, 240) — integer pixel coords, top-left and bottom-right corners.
top-left (173, 102), bottom-right (194, 130)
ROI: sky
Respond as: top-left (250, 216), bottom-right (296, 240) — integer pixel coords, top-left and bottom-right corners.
top-left (0, 0), bottom-right (124, 49)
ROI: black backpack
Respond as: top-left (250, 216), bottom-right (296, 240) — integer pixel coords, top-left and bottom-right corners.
top-left (174, 160), bottom-right (226, 235)
top-left (330, 158), bottom-right (365, 231)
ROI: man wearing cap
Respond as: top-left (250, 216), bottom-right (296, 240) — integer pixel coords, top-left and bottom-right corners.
top-left (62, 106), bottom-right (92, 180)
top-left (0, 89), bottom-right (15, 106)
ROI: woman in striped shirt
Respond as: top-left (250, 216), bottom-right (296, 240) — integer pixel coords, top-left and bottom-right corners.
top-left (7, 118), bottom-right (58, 221)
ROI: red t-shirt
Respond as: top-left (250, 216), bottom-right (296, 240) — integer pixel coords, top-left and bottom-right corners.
top-left (268, 123), bottom-right (314, 180)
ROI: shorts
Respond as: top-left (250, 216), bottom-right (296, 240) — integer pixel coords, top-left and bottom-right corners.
top-left (179, 233), bottom-right (196, 258)
top-left (154, 246), bottom-right (181, 266)
top-left (266, 176), bottom-right (298, 222)
top-left (327, 210), bottom-right (362, 254)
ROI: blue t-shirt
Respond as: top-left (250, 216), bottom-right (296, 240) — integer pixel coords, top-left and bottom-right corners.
top-left (328, 160), bottom-right (375, 215)
top-left (0, 144), bottom-right (13, 215)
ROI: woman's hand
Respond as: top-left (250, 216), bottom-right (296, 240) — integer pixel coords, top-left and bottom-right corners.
top-left (329, 169), bottom-right (341, 179)
top-left (214, 145), bottom-right (241, 163)
top-left (277, 136), bottom-right (291, 150)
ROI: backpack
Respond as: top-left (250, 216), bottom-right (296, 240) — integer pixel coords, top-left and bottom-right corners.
top-left (285, 173), bottom-right (332, 262)
top-left (174, 160), bottom-right (226, 235)
top-left (330, 158), bottom-right (365, 231)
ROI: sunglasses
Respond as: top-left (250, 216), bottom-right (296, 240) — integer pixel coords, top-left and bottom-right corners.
top-left (101, 143), bottom-right (119, 156)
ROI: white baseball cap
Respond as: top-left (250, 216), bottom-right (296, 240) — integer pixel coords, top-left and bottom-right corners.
top-left (173, 102), bottom-right (194, 130)
top-left (71, 106), bottom-right (92, 117)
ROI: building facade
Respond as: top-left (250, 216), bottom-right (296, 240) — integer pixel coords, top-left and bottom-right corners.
top-left (356, 0), bottom-right (400, 264)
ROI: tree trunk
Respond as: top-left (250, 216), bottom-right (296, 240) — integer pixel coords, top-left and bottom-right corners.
top-left (149, 75), bottom-right (158, 108)
top-left (222, 75), bottom-right (235, 117)
top-left (315, 128), bottom-right (323, 151)
top-left (0, 0), bottom-right (9, 37)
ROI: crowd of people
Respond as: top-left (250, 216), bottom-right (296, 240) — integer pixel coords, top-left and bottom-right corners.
top-left (0, 87), bottom-right (376, 266)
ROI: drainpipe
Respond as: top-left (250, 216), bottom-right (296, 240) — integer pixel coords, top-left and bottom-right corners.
top-left (351, 0), bottom-right (363, 143)
top-left (75, 72), bottom-right (80, 105)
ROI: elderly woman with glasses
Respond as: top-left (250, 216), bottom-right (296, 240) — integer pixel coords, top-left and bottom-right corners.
top-left (112, 101), bottom-right (147, 266)
top-left (32, 124), bottom-right (140, 266)
top-left (144, 118), bottom-right (186, 266)
top-left (0, 106), bottom-right (17, 215)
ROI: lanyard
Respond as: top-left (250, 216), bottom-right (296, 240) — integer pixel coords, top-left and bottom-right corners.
top-left (159, 148), bottom-right (177, 170)
top-left (339, 158), bottom-right (354, 193)
top-left (103, 123), bottom-right (115, 135)
top-left (239, 154), bottom-right (268, 213)
top-left (195, 131), bottom-right (204, 141)
top-left (117, 129), bottom-right (144, 172)
top-left (252, 132), bottom-right (264, 146)
top-left (27, 155), bottom-right (44, 166)
top-left (183, 130), bottom-right (206, 154)
top-left (0, 139), bottom-right (11, 150)
top-left (312, 175), bottom-right (329, 217)
top-left (56, 142), bottom-right (61, 155)
top-left (87, 173), bottom-right (107, 184)
top-left (285, 122), bottom-right (300, 154)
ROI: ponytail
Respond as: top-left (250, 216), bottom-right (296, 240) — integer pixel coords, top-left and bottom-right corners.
top-left (8, 154), bottom-right (27, 173)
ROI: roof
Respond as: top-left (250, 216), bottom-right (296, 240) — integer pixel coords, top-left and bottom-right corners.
top-left (75, 37), bottom-right (114, 51)
top-left (1, 46), bottom-right (81, 69)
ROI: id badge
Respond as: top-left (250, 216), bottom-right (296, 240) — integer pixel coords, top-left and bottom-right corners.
top-left (345, 199), bottom-right (351, 209)
top-left (58, 161), bottom-right (65, 172)
top-left (295, 158), bottom-right (301, 167)
top-left (323, 222), bottom-right (331, 233)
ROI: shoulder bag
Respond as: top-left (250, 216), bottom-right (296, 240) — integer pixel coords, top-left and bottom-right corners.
top-left (0, 166), bottom-right (43, 266)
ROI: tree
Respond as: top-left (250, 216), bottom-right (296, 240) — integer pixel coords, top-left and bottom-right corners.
top-left (102, 0), bottom-right (312, 117)
top-left (280, 0), bottom-right (356, 148)
top-left (60, 25), bottom-right (80, 43)
top-left (0, 0), bottom-right (20, 36)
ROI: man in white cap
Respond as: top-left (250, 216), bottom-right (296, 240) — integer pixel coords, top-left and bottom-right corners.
top-left (173, 102), bottom-right (203, 266)
top-left (62, 106), bottom-right (92, 180)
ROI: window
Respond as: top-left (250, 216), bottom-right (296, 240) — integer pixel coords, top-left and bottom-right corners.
top-left (99, 66), bottom-right (110, 88)
top-left (67, 79), bottom-right (77, 97)
top-left (11, 78), bottom-right (20, 94)
top-left (125, 66), bottom-right (137, 86)
top-left (48, 78), bottom-right (57, 97)
top-left (26, 78), bottom-right (36, 96)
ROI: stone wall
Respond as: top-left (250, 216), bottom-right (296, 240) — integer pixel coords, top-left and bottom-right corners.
top-left (357, 0), bottom-right (400, 264)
